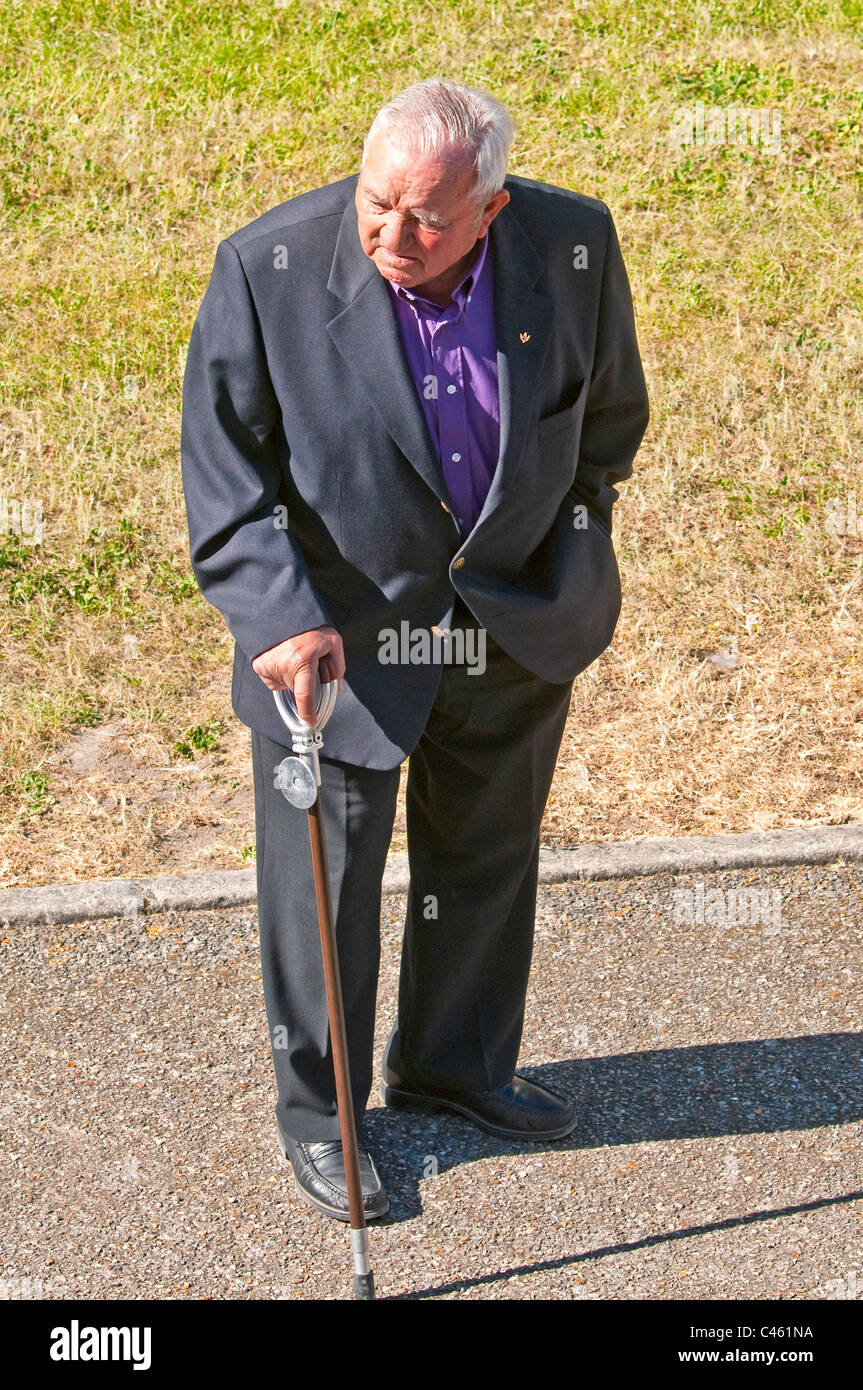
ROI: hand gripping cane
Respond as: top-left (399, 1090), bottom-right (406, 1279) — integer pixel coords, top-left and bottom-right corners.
top-left (272, 679), bottom-right (376, 1301)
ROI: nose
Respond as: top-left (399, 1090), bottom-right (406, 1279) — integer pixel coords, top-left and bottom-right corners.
top-left (378, 212), bottom-right (413, 255)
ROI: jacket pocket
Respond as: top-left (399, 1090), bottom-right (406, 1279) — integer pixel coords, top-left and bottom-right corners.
top-left (537, 395), bottom-right (585, 442)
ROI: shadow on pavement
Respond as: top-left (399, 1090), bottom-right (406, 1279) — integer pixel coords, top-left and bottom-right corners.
top-left (364, 1030), bottom-right (863, 1218)
top-left (389, 1187), bottom-right (863, 1300)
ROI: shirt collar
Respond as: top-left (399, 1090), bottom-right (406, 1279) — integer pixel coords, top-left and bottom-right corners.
top-left (390, 232), bottom-right (490, 316)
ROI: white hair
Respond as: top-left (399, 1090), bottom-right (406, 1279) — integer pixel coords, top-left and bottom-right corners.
top-left (362, 79), bottom-right (515, 208)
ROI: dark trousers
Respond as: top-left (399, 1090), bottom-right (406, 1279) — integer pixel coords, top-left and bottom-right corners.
top-left (251, 596), bottom-right (574, 1142)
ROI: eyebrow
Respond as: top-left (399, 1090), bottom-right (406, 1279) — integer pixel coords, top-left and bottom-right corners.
top-left (363, 188), bottom-right (446, 226)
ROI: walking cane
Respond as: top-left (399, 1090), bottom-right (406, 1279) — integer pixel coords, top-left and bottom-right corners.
top-left (272, 678), bottom-right (376, 1301)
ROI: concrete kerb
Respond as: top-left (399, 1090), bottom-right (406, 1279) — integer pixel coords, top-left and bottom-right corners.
top-left (1, 823), bottom-right (861, 929)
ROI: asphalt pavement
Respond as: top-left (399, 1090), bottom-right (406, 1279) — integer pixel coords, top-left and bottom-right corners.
top-left (1, 862), bottom-right (861, 1300)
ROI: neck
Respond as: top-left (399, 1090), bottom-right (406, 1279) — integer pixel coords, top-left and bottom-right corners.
top-left (410, 238), bottom-right (482, 307)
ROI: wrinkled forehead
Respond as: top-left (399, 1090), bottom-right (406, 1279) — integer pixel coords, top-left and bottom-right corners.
top-left (359, 132), bottom-right (478, 205)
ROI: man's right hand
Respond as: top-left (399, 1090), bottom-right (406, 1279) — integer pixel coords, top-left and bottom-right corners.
top-left (251, 626), bottom-right (345, 727)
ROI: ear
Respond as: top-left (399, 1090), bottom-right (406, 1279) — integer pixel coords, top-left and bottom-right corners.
top-left (477, 188), bottom-right (510, 235)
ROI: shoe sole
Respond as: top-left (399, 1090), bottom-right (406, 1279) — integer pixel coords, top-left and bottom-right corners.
top-left (276, 1130), bottom-right (389, 1222)
top-left (380, 1081), bottom-right (578, 1142)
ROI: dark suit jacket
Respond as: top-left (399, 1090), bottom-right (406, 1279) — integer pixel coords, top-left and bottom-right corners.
top-left (180, 173), bottom-right (649, 768)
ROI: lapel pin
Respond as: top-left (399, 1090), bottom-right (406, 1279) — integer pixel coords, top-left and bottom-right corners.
top-left (519, 332), bottom-right (531, 343)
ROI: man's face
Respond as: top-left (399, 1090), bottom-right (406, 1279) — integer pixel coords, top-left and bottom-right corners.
top-left (355, 132), bottom-right (510, 303)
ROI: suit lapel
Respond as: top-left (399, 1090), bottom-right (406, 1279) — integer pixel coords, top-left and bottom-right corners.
top-left (326, 184), bottom-right (449, 505)
top-left (478, 199), bottom-right (555, 528)
top-left (325, 177), bottom-right (555, 524)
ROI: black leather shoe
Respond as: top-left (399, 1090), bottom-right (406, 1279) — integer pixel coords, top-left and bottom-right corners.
top-left (380, 1051), bottom-right (577, 1142)
top-left (277, 1125), bottom-right (389, 1222)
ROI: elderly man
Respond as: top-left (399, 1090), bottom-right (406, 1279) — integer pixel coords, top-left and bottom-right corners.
top-left (181, 79), bottom-right (648, 1221)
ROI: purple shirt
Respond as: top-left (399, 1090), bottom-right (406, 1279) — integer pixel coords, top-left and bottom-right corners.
top-left (386, 233), bottom-right (499, 534)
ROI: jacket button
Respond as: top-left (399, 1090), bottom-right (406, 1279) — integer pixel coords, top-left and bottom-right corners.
top-left (452, 556), bottom-right (465, 569)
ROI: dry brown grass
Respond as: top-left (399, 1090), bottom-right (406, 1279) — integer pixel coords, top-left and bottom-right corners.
top-left (1, 2), bottom-right (861, 886)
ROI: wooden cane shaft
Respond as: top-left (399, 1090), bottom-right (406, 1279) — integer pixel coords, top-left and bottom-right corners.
top-left (307, 798), bottom-right (366, 1233)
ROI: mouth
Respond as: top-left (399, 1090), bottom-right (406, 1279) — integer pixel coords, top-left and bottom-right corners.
top-left (376, 250), bottom-right (417, 266)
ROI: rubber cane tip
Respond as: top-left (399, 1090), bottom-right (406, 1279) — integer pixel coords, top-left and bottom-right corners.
top-left (353, 1271), bottom-right (376, 1300)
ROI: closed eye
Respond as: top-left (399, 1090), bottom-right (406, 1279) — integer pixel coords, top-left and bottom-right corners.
top-left (365, 195), bottom-right (445, 231)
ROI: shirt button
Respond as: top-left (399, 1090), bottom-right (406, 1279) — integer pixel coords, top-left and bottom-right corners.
top-left (451, 452), bottom-right (461, 462)
top-left (458, 516), bottom-right (465, 525)
top-left (452, 556), bottom-right (465, 569)
top-left (447, 385), bottom-right (457, 394)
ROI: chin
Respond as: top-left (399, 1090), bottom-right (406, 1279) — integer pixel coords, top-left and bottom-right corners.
top-left (380, 267), bottom-right (421, 288)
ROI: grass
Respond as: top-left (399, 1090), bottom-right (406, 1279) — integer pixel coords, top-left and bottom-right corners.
top-left (173, 721), bottom-right (225, 760)
top-left (1, 0), bottom-right (862, 885)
